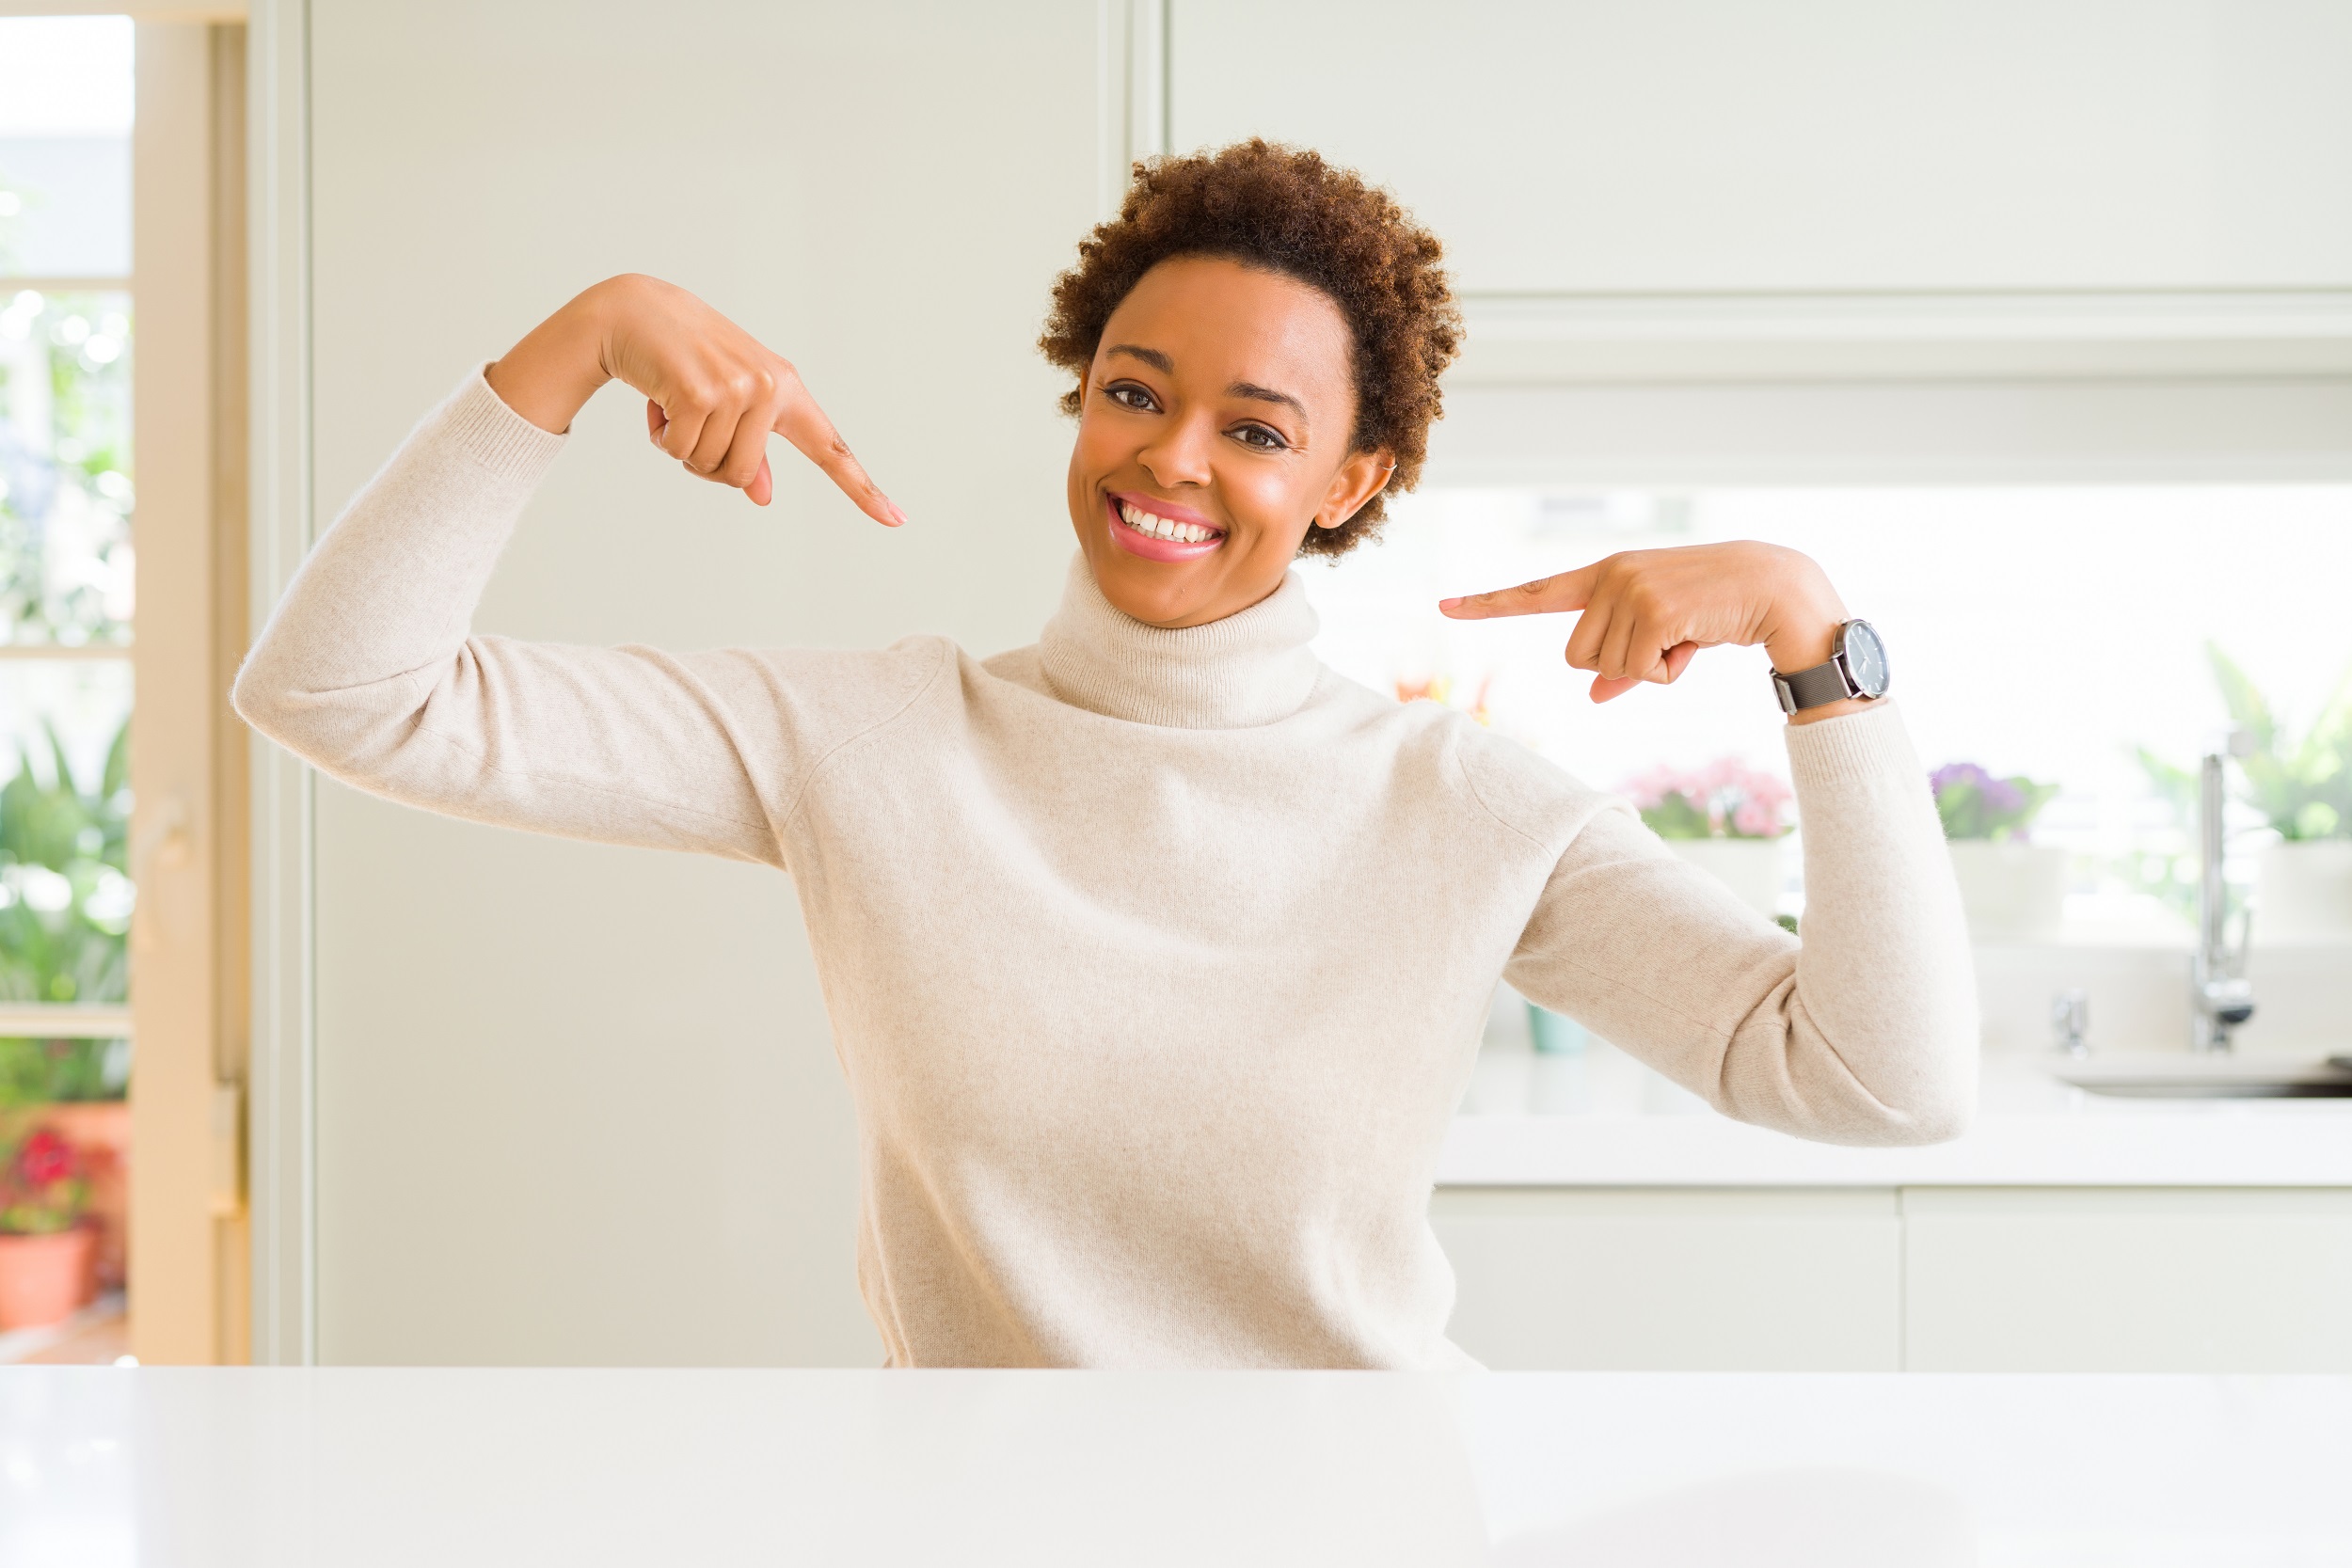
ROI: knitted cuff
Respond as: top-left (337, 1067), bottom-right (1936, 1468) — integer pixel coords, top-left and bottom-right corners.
top-left (1783, 699), bottom-right (1920, 793)
top-left (437, 362), bottom-right (569, 484)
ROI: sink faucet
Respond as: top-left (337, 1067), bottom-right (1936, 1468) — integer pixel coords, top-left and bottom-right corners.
top-left (2192, 741), bottom-right (2255, 1053)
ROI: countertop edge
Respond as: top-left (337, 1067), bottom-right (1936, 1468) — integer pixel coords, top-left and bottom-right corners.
top-left (1435, 1112), bottom-right (2352, 1188)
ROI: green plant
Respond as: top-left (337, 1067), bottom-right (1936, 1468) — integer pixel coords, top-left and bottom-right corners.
top-left (2140, 644), bottom-right (2352, 842)
top-left (0, 720), bottom-right (131, 1107)
top-left (1931, 763), bottom-right (2059, 842)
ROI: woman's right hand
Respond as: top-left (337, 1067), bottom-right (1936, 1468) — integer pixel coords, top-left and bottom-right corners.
top-left (485, 274), bottom-right (903, 523)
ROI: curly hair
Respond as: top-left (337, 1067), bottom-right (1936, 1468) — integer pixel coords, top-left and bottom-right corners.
top-left (1039, 140), bottom-right (1460, 558)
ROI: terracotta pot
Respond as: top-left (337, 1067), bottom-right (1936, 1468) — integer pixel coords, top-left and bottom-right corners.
top-left (0, 1227), bottom-right (97, 1331)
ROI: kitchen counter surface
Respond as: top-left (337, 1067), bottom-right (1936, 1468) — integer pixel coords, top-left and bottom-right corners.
top-left (6, 1365), bottom-right (2346, 1565)
top-left (1440, 1042), bottom-right (2352, 1187)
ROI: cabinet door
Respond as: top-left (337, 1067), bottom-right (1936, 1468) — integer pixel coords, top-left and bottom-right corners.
top-left (1169, 0), bottom-right (2352, 294)
top-left (1903, 1188), bottom-right (2352, 1372)
top-left (1431, 1188), bottom-right (1901, 1370)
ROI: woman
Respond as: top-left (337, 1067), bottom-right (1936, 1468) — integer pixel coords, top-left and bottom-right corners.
top-left (235, 141), bottom-right (1974, 1370)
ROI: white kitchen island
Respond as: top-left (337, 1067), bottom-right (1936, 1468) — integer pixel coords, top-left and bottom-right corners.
top-left (5, 1365), bottom-right (2348, 1565)
top-left (1435, 1044), bottom-right (2352, 1372)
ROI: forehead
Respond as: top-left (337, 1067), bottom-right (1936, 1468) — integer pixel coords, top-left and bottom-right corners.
top-left (1098, 256), bottom-right (1354, 396)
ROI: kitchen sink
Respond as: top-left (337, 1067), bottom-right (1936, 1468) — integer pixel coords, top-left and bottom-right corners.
top-left (2053, 1054), bottom-right (2352, 1099)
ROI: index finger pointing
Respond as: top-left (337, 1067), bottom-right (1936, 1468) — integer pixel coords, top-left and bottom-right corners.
top-left (772, 376), bottom-right (907, 529)
top-left (1438, 564), bottom-right (1598, 619)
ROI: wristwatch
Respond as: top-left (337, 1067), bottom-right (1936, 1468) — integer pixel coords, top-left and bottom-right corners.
top-left (1771, 619), bottom-right (1890, 714)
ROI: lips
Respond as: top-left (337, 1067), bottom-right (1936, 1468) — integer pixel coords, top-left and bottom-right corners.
top-left (1106, 493), bottom-right (1226, 562)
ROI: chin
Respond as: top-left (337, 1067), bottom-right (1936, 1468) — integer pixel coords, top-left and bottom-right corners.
top-left (1090, 551), bottom-right (1202, 627)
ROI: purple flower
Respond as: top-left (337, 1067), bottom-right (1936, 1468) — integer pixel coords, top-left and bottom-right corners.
top-left (1930, 762), bottom-right (1994, 799)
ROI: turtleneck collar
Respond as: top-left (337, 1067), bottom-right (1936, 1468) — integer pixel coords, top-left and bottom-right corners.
top-left (1037, 553), bottom-right (1324, 729)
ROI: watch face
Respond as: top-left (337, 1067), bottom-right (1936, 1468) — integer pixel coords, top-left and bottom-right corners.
top-left (1839, 620), bottom-right (1890, 698)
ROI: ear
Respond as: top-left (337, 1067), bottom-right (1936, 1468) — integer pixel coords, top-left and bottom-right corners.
top-left (1313, 447), bottom-right (1396, 530)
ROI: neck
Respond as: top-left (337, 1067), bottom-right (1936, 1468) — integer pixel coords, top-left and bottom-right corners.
top-left (1038, 554), bottom-right (1324, 729)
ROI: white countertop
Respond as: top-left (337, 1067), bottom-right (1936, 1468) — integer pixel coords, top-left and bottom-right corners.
top-left (1439, 1042), bottom-right (2352, 1187)
top-left (6, 1366), bottom-right (2347, 1565)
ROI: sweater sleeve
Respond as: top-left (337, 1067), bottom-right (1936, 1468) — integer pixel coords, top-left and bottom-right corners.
top-left (231, 369), bottom-right (947, 869)
top-left (1500, 702), bottom-right (1979, 1146)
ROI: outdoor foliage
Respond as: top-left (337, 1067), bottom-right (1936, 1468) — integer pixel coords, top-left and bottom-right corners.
top-left (0, 288), bottom-right (135, 647)
top-left (0, 721), bottom-right (131, 1108)
top-left (2138, 644), bottom-right (2352, 842)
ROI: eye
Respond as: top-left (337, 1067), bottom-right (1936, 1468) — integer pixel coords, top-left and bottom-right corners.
top-left (1104, 380), bottom-right (1160, 413)
top-left (1231, 422), bottom-right (1288, 452)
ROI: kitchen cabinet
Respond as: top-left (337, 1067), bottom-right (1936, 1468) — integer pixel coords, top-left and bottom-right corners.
top-left (1902, 1187), bottom-right (2352, 1372)
top-left (1430, 1187), bottom-right (1902, 1370)
top-left (1156, 0), bottom-right (2352, 470)
top-left (1436, 1184), bottom-right (2352, 1372)
top-left (1168, 0), bottom-right (2352, 298)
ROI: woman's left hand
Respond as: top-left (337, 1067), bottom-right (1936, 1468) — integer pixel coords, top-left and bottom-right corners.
top-left (1438, 541), bottom-right (1852, 709)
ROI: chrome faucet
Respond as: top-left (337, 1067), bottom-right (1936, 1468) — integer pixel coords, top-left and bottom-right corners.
top-left (2052, 990), bottom-right (2090, 1058)
top-left (2192, 741), bottom-right (2255, 1053)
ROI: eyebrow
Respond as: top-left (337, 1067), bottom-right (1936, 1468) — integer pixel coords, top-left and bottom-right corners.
top-left (1228, 380), bottom-right (1306, 420)
top-left (1103, 345), bottom-right (1311, 428)
top-left (1105, 343), bottom-right (1172, 373)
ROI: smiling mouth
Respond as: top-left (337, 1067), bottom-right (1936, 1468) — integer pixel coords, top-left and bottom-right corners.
top-left (1114, 498), bottom-right (1225, 546)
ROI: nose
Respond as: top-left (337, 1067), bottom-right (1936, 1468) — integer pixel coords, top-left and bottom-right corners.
top-left (1136, 409), bottom-right (1215, 492)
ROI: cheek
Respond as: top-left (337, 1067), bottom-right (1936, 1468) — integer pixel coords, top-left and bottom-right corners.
top-left (1071, 407), bottom-right (1130, 478)
top-left (1216, 457), bottom-right (1315, 534)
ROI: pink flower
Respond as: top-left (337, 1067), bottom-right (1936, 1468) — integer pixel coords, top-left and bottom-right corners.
top-left (17, 1130), bottom-right (76, 1186)
top-left (1620, 755), bottom-right (1793, 838)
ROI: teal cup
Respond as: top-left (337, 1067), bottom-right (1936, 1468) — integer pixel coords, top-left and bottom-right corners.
top-left (1526, 1003), bottom-right (1587, 1055)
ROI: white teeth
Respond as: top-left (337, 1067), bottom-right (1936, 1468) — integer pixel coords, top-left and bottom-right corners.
top-left (1120, 501), bottom-right (1218, 546)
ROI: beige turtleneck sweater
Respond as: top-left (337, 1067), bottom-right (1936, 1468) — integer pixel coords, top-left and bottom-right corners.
top-left (234, 370), bottom-right (1979, 1370)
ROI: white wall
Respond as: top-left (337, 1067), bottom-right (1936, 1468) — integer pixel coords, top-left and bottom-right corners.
top-left (305, 0), bottom-right (1098, 1364)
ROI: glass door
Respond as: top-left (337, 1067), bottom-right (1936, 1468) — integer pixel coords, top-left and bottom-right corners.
top-left (0, 13), bottom-right (138, 1363)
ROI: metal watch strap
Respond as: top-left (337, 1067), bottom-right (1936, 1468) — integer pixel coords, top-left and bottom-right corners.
top-left (1772, 657), bottom-right (1852, 715)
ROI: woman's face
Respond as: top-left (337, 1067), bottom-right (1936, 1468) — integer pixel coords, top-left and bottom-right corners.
top-left (1066, 256), bottom-right (1393, 628)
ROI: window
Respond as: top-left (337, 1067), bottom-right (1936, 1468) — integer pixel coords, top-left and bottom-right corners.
top-left (1311, 485), bottom-right (2352, 923)
top-left (1307, 483), bottom-right (2352, 1058)
top-left (0, 13), bottom-right (136, 1356)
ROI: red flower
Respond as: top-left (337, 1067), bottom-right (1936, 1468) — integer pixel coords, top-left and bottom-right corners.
top-left (17, 1130), bottom-right (76, 1186)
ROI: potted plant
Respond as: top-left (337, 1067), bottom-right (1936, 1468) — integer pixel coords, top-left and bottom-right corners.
top-left (0, 1124), bottom-right (94, 1330)
top-left (1623, 758), bottom-right (1792, 918)
top-left (0, 721), bottom-right (133, 1297)
top-left (1931, 762), bottom-right (2064, 939)
top-left (2142, 647), bottom-right (2352, 939)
